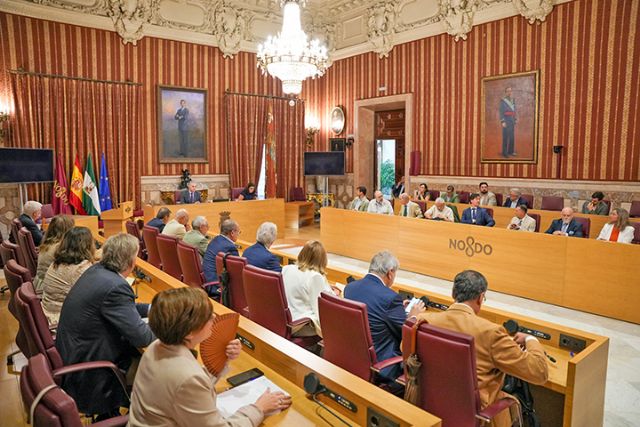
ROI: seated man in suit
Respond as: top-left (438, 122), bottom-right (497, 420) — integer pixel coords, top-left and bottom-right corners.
top-left (146, 207), bottom-right (171, 233)
top-left (425, 197), bottom-right (455, 222)
top-left (545, 207), bottom-right (583, 237)
top-left (55, 233), bottom-right (155, 419)
top-left (179, 182), bottom-right (201, 204)
top-left (349, 186), bottom-right (370, 212)
top-left (581, 191), bottom-right (609, 216)
top-left (203, 219), bottom-right (240, 284)
top-left (19, 200), bottom-right (44, 246)
top-left (397, 193), bottom-right (424, 218)
top-left (503, 188), bottom-right (528, 208)
top-left (367, 190), bottom-right (394, 215)
top-left (507, 204), bottom-right (536, 232)
top-left (416, 270), bottom-right (548, 427)
top-left (182, 215), bottom-right (210, 257)
top-left (478, 182), bottom-right (497, 206)
top-left (162, 209), bottom-right (191, 239)
top-left (461, 194), bottom-right (495, 227)
top-left (243, 221), bottom-right (281, 272)
top-left (344, 251), bottom-right (425, 381)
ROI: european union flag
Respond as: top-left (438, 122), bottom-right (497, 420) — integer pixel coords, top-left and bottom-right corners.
top-left (99, 153), bottom-right (113, 211)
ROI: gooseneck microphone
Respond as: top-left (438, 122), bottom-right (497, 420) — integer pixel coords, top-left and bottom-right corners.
top-left (503, 319), bottom-right (556, 363)
top-left (303, 373), bottom-right (353, 426)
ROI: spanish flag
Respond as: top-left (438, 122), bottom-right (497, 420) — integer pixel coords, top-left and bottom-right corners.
top-left (69, 154), bottom-right (86, 215)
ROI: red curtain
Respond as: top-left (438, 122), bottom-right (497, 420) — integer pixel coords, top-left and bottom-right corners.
top-left (224, 94), bottom-right (268, 188)
top-left (272, 98), bottom-right (305, 200)
top-left (9, 73), bottom-right (142, 207)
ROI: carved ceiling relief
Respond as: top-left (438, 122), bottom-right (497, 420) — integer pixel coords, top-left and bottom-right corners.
top-left (18, 0), bottom-right (558, 55)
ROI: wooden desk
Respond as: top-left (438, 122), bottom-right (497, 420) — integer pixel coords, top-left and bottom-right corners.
top-left (143, 199), bottom-right (286, 239)
top-left (320, 208), bottom-right (640, 324)
top-left (285, 202), bottom-right (314, 229)
top-left (419, 201), bottom-right (640, 239)
top-left (101, 201), bottom-right (134, 237)
top-left (261, 244), bottom-right (609, 427)
top-left (134, 259), bottom-right (440, 427)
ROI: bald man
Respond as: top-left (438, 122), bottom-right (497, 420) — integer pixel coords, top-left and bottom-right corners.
top-left (545, 207), bottom-right (583, 237)
top-left (397, 193), bottom-right (423, 218)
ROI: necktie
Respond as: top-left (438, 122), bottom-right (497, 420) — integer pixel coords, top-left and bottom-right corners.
top-left (403, 205), bottom-right (408, 217)
top-left (518, 219), bottom-right (523, 226)
top-left (472, 208), bottom-right (476, 221)
top-left (561, 222), bottom-right (568, 233)
top-left (190, 192), bottom-right (193, 203)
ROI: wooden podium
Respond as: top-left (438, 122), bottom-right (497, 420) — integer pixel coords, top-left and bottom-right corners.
top-left (101, 201), bottom-right (134, 237)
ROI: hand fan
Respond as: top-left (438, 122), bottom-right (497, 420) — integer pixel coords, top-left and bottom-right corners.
top-left (200, 311), bottom-right (240, 376)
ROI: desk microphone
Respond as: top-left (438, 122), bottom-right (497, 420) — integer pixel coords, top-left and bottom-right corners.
top-left (303, 373), bottom-right (353, 426)
top-left (132, 267), bottom-right (151, 298)
top-left (503, 319), bottom-right (556, 363)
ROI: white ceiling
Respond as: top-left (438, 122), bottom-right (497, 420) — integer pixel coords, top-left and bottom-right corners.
top-left (1, 0), bottom-right (569, 60)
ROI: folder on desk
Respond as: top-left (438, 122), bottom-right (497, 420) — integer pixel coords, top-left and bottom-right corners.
top-left (200, 312), bottom-right (240, 376)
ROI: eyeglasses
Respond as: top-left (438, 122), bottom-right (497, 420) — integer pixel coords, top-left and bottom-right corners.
top-left (483, 294), bottom-right (487, 302)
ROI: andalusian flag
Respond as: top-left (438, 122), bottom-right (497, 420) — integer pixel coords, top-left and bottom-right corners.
top-left (69, 154), bottom-right (86, 215)
top-left (52, 155), bottom-right (72, 214)
top-left (82, 153), bottom-right (101, 215)
top-left (265, 103), bottom-right (277, 198)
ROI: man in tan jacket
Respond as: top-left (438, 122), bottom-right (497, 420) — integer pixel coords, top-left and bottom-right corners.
top-left (397, 193), bottom-right (424, 218)
top-left (416, 270), bottom-right (549, 427)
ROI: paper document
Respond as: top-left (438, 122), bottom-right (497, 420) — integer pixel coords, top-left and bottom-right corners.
top-left (126, 277), bottom-right (135, 286)
top-left (217, 375), bottom-right (289, 418)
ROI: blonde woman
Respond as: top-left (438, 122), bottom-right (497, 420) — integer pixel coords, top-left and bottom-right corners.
top-left (596, 208), bottom-right (635, 243)
top-left (33, 215), bottom-right (75, 294)
top-left (281, 240), bottom-right (335, 337)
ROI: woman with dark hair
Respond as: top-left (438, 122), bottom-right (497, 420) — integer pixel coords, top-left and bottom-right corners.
top-left (414, 183), bottom-right (430, 201)
top-left (441, 185), bottom-right (460, 203)
top-left (129, 287), bottom-right (290, 426)
top-left (237, 182), bottom-right (258, 201)
top-left (596, 208), bottom-right (635, 243)
top-left (41, 226), bottom-right (96, 324)
top-left (33, 215), bottom-right (75, 294)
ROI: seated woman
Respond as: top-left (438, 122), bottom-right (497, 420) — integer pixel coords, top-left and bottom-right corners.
top-left (128, 287), bottom-right (290, 426)
top-left (414, 183), bottom-right (430, 201)
top-left (596, 208), bottom-right (635, 244)
top-left (237, 182), bottom-right (258, 201)
top-left (281, 240), bottom-right (336, 337)
top-left (41, 226), bottom-right (96, 324)
top-left (440, 185), bottom-right (460, 203)
top-left (33, 215), bottom-right (75, 294)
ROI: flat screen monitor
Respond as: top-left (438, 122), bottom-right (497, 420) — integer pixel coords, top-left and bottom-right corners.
top-left (0, 148), bottom-right (55, 183)
top-left (304, 152), bottom-right (345, 176)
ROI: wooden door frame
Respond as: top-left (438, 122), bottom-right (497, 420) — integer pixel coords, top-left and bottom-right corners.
top-left (353, 94), bottom-right (413, 197)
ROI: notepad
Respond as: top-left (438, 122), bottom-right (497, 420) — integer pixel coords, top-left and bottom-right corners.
top-left (217, 376), bottom-right (289, 418)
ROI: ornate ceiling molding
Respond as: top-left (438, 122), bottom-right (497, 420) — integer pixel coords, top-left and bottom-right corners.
top-left (1, 0), bottom-right (573, 60)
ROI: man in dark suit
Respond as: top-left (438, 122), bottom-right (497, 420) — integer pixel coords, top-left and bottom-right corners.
top-left (178, 182), bottom-right (201, 204)
top-left (461, 193), bottom-right (496, 227)
top-left (175, 99), bottom-right (189, 156)
top-left (243, 222), bottom-right (282, 272)
top-left (55, 233), bottom-right (155, 418)
top-left (19, 200), bottom-right (43, 246)
top-left (503, 188), bottom-right (529, 208)
top-left (146, 207), bottom-right (171, 233)
top-left (203, 219), bottom-right (240, 284)
top-left (391, 176), bottom-right (405, 198)
top-left (545, 207), bottom-right (584, 237)
top-left (344, 251), bottom-right (425, 381)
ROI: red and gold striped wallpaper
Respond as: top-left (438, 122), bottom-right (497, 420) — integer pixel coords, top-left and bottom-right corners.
top-left (303, 0), bottom-right (640, 181)
top-left (0, 12), bottom-right (284, 177)
top-left (1, 0), bottom-right (638, 182)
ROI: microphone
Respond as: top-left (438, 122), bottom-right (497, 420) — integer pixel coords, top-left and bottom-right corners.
top-left (132, 267), bottom-right (151, 298)
top-left (303, 373), bottom-right (353, 426)
top-left (503, 319), bottom-right (555, 363)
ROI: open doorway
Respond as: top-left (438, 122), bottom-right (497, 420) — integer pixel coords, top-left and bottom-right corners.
top-left (374, 110), bottom-right (405, 199)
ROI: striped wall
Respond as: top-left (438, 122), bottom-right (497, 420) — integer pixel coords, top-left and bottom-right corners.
top-left (0, 12), bottom-right (284, 177)
top-left (1, 0), bottom-right (639, 182)
top-left (302, 0), bottom-right (640, 181)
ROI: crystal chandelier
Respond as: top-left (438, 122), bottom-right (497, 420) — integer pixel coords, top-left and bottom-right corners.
top-left (257, 0), bottom-right (329, 95)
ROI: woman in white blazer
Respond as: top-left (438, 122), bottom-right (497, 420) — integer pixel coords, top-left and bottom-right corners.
top-left (128, 287), bottom-right (291, 427)
top-left (281, 240), bottom-right (336, 337)
top-left (597, 208), bottom-right (635, 244)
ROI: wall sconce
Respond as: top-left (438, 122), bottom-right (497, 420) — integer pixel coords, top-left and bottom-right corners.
top-left (0, 111), bottom-right (9, 144)
top-left (305, 115), bottom-right (320, 147)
